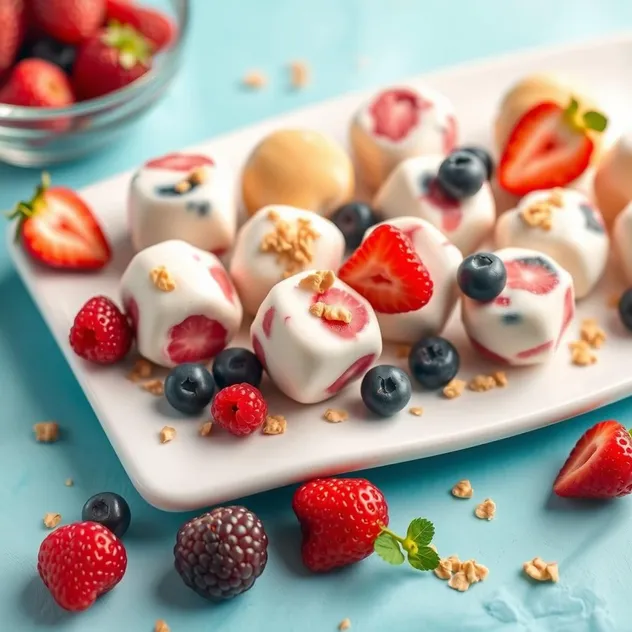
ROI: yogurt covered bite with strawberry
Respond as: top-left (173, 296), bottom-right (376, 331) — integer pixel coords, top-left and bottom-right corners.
top-left (495, 188), bottom-right (609, 298)
top-left (350, 85), bottom-right (458, 193)
top-left (461, 248), bottom-right (575, 366)
top-left (120, 240), bottom-right (242, 368)
top-left (373, 149), bottom-right (496, 254)
top-left (250, 270), bottom-right (382, 404)
top-left (128, 152), bottom-right (236, 256)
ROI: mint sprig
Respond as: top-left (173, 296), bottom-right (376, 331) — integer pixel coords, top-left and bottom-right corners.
top-left (373, 517), bottom-right (440, 571)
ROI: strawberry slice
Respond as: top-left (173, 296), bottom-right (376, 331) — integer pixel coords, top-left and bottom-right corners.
top-left (166, 315), bottom-right (228, 364)
top-left (505, 256), bottom-right (559, 295)
top-left (369, 88), bottom-right (432, 142)
top-left (8, 174), bottom-right (111, 270)
top-left (145, 153), bottom-right (214, 171)
top-left (338, 225), bottom-right (433, 314)
top-left (498, 99), bottom-right (607, 196)
top-left (311, 287), bottom-right (369, 340)
top-left (553, 420), bottom-right (632, 498)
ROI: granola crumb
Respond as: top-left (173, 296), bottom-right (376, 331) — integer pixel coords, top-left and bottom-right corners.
top-left (242, 70), bottom-right (267, 89)
top-left (434, 558), bottom-right (453, 580)
top-left (323, 408), bottom-right (348, 424)
top-left (474, 498), bottom-right (496, 520)
top-left (468, 374), bottom-right (497, 392)
top-left (310, 301), bottom-right (352, 323)
top-left (443, 378), bottom-right (466, 399)
top-left (289, 60), bottom-right (310, 88)
top-left (149, 266), bottom-right (176, 292)
top-left (462, 559), bottom-right (489, 583)
top-left (569, 340), bottom-right (597, 366)
top-left (159, 426), bottom-right (176, 444)
top-left (127, 358), bottom-right (153, 382)
top-left (492, 371), bottom-right (508, 387)
top-left (263, 414), bottom-right (287, 435)
top-left (519, 190), bottom-right (563, 230)
top-left (34, 422), bottom-right (59, 443)
top-left (446, 555), bottom-right (462, 573)
top-left (608, 292), bottom-right (621, 308)
top-left (64, 478), bottom-right (74, 487)
top-left (409, 407), bottom-right (424, 417)
top-left (451, 479), bottom-right (473, 499)
top-left (395, 344), bottom-right (412, 359)
top-left (199, 421), bottom-right (213, 437)
top-left (298, 269), bottom-right (336, 293)
top-left (43, 513), bottom-right (61, 529)
top-left (523, 557), bottom-right (559, 583)
top-left (338, 618), bottom-right (351, 631)
top-left (188, 167), bottom-right (207, 186)
top-left (580, 318), bottom-right (606, 349)
top-left (141, 379), bottom-right (164, 396)
top-left (448, 571), bottom-right (470, 592)
top-left (155, 621), bottom-right (170, 632)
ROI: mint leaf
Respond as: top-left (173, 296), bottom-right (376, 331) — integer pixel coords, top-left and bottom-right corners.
top-left (408, 547), bottom-right (440, 572)
top-left (582, 111), bottom-right (608, 133)
top-left (406, 518), bottom-right (434, 547)
top-left (374, 533), bottom-right (405, 565)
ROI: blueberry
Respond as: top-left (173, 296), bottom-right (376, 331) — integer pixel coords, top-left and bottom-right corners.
top-left (81, 492), bottom-right (131, 538)
top-left (437, 150), bottom-right (486, 199)
top-left (459, 146), bottom-right (494, 181)
top-left (408, 336), bottom-right (460, 389)
top-left (619, 288), bottom-right (632, 331)
top-left (360, 365), bottom-right (412, 417)
top-left (330, 202), bottom-right (379, 251)
top-left (212, 347), bottom-right (263, 389)
top-left (457, 252), bottom-right (507, 302)
top-left (164, 363), bottom-right (216, 415)
top-left (21, 38), bottom-right (76, 74)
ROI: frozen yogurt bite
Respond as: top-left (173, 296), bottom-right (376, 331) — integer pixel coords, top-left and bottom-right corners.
top-left (613, 201), bottom-right (632, 285)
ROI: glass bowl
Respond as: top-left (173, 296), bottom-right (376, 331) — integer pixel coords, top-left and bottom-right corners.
top-left (0, 0), bottom-right (189, 167)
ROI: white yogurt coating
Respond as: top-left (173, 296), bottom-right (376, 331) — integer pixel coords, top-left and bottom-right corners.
top-left (250, 272), bottom-right (382, 404)
top-left (613, 201), bottom-right (632, 284)
top-left (363, 217), bottom-right (462, 343)
top-left (495, 188), bottom-right (609, 299)
top-left (229, 205), bottom-right (346, 316)
top-left (462, 247), bottom-right (575, 366)
top-left (373, 154), bottom-right (496, 255)
top-left (128, 152), bottom-right (237, 255)
top-left (120, 240), bottom-right (242, 368)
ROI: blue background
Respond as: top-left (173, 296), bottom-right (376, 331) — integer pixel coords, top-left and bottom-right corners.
top-left (2, 1), bottom-right (632, 630)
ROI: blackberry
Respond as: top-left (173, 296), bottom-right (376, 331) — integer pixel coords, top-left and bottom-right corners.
top-left (174, 505), bottom-right (268, 600)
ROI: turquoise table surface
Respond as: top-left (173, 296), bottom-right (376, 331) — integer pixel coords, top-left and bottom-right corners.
top-left (3, 1), bottom-right (632, 630)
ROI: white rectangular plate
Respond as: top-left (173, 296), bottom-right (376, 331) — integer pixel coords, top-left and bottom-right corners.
top-left (9, 34), bottom-right (632, 511)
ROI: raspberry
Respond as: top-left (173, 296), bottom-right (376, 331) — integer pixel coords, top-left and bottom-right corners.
top-left (210, 383), bottom-right (267, 436)
top-left (69, 296), bottom-right (132, 364)
top-left (174, 506), bottom-right (269, 600)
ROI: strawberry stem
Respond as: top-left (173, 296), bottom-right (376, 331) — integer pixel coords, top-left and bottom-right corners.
top-left (103, 22), bottom-right (152, 69)
top-left (6, 172), bottom-right (51, 243)
top-left (373, 518), bottom-right (440, 571)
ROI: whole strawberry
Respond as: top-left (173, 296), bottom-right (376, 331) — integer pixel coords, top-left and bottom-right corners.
top-left (38, 521), bottom-right (127, 611)
top-left (0, 0), bottom-right (25, 74)
top-left (0, 59), bottom-right (74, 107)
top-left (70, 296), bottom-right (133, 364)
top-left (106, 0), bottom-right (177, 51)
top-left (30, 0), bottom-right (105, 45)
top-left (553, 420), bottom-right (632, 498)
top-left (73, 23), bottom-right (152, 100)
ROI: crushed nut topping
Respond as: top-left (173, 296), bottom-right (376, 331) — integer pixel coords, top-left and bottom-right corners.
top-left (446, 555), bottom-right (462, 573)
top-left (451, 479), bottom-right (473, 499)
top-left (519, 189), bottom-right (564, 230)
top-left (434, 558), bottom-right (453, 580)
top-left (468, 374), bottom-right (497, 392)
top-left (492, 371), bottom-right (508, 387)
top-left (127, 358), bottom-right (153, 382)
top-left (338, 618), bottom-right (351, 631)
top-left (242, 70), bottom-right (267, 89)
top-left (199, 422), bottom-right (213, 437)
top-left (475, 498), bottom-right (496, 520)
top-left (64, 478), bottom-right (74, 487)
top-left (261, 212), bottom-right (320, 279)
top-left (323, 408), bottom-right (349, 423)
top-left (150, 266), bottom-right (176, 292)
top-left (175, 166), bottom-right (208, 194)
top-left (580, 318), bottom-right (606, 349)
top-left (263, 415), bottom-right (287, 435)
top-left (396, 344), bottom-right (412, 359)
top-left (309, 302), bottom-right (352, 323)
top-left (443, 378), bottom-right (466, 399)
top-left (569, 340), bottom-right (597, 366)
top-left (523, 557), bottom-right (559, 582)
top-left (440, 556), bottom-right (488, 592)
top-left (409, 407), bottom-right (424, 417)
top-left (289, 60), bottom-right (310, 88)
top-left (155, 621), bottom-right (171, 632)
top-left (298, 269), bottom-right (335, 293)
top-left (141, 379), bottom-right (164, 396)
top-left (43, 513), bottom-right (62, 529)
top-left (34, 422), bottom-right (59, 443)
top-left (448, 571), bottom-right (470, 592)
top-left (159, 426), bottom-right (176, 444)
top-left (462, 559), bottom-right (489, 583)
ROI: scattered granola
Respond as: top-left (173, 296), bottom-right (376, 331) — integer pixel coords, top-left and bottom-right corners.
top-left (580, 318), bottom-right (606, 349)
top-left (443, 378), bottom-right (466, 399)
top-left (141, 379), bottom-right (164, 396)
top-left (34, 422), bottom-right (59, 443)
top-left (519, 189), bottom-right (563, 230)
top-left (64, 478), bottom-right (74, 487)
top-left (43, 513), bottom-right (62, 529)
top-left (474, 498), bottom-right (496, 521)
top-left (523, 557), bottom-right (559, 583)
top-left (127, 358), bottom-right (153, 382)
top-left (451, 479), bottom-right (473, 499)
top-left (309, 302), bottom-right (352, 323)
top-left (468, 374), bottom-right (497, 392)
top-left (199, 421), bottom-right (213, 437)
top-left (263, 414), bottom-right (287, 435)
top-left (323, 408), bottom-right (348, 424)
top-left (434, 558), bottom-right (453, 580)
top-left (289, 60), bottom-right (309, 88)
top-left (242, 70), bottom-right (267, 89)
top-left (462, 559), bottom-right (489, 583)
top-left (338, 618), bottom-right (351, 631)
top-left (155, 620), bottom-right (170, 632)
top-left (448, 571), bottom-right (470, 592)
top-left (409, 407), bottom-right (424, 417)
top-left (159, 426), bottom-right (176, 444)
top-left (150, 266), bottom-right (176, 292)
top-left (569, 340), bottom-right (597, 366)
top-left (298, 270), bottom-right (336, 293)
top-left (440, 556), bottom-right (488, 592)
top-left (261, 212), bottom-right (320, 279)
top-left (492, 371), bottom-right (508, 387)
top-left (446, 555), bottom-right (462, 573)
top-left (395, 344), bottom-right (412, 359)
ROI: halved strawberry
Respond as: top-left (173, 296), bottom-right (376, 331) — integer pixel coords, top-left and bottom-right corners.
top-left (498, 99), bottom-right (607, 196)
top-left (166, 315), bottom-right (227, 364)
top-left (553, 420), bottom-right (632, 498)
top-left (369, 88), bottom-right (432, 142)
top-left (8, 174), bottom-right (111, 270)
top-left (505, 256), bottom-right (559, 295)
top-left (144, 153), bottom-right (214, 171)
top-left (338, 225), bottom-right (433, 314)
top-left (311, 287), bottom-right (369, 340)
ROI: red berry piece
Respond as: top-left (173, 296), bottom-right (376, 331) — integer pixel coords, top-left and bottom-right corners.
top-left (211, 383), bottom-right (267, 436)
top-left (38, 521), bottom-right (127, 611)
top-left (369, 88), bottom-right (432, 142)
top-left (69, 296), bottom-right (132, 364)
top-left (106, 0), bottom-right (177, 51)
top-left (311, 287), bottom-right (369, 339)
top-left (505, 256), bottom-right (559, 295)
top-left (30, 0), bottom-right (106, 45)
top-left (325, 353), bottom-right (376, 395)
top-left (209, 266), bottom-right (235, 304)
top-left (144, 153), bottom-right (214, 171)
top-left (0, 0), bottom-right (26, 74)
top-left (0, 59), bottom-right (74, 108)
top-left (166, 314), bottom-right (228, 364)
top-left (262, 306), bottom-right (275, 338)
